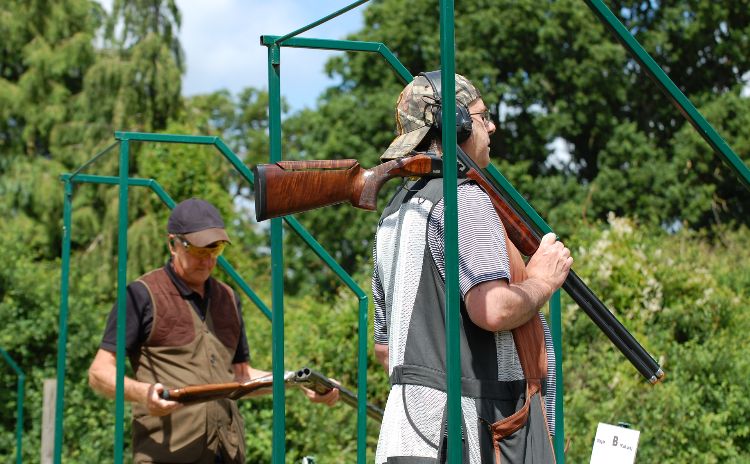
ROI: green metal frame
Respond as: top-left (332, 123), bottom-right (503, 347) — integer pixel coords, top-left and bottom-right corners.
top-left (55, 132), bottom-right (368, 463)
top-left (435, 2), bottom-right (462, 461)
top-left (1, 348), bottom-right (24, 464)
top-left (263, 0), bottom-right (749, 463)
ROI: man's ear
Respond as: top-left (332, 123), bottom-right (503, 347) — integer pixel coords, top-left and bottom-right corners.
top-left (167, 235), bottom-right (176, 254)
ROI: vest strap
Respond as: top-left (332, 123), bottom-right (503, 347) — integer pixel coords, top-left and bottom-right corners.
top-left (390, 364), bottom-right (528, 400)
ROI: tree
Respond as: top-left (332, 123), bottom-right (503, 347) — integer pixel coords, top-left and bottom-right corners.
top-left (278, 0), bottom-right (750, 278)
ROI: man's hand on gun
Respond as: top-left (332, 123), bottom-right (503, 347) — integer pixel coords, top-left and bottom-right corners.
top-left (526, 232), bottom-right (573, 294)
top-left (146, 382), bottom-right (183, 416)
top-left (301, 378), bottom-right (341, 406)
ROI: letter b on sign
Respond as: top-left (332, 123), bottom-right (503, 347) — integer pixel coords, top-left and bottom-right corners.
top-left (590, 423), bottom-right (640, 464)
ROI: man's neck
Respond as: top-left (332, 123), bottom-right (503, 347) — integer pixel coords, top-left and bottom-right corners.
top-left (188, 282), bottom-right (205, 297)
top-left (168, 260), bottom-right (208, 297)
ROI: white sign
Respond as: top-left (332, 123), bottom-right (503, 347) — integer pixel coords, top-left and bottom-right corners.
top-left (590, 422), bottom-right (640, 464)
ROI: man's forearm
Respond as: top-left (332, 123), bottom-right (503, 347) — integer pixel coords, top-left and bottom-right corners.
top-left (506, 276), bottom-right (555, 320)
top-left (88, 348), bottom-right (164, 407)
top-left (374, 343), bottom-right (389, 373)
top-left (465, 277), bottom-right (553, 332)
top-left (89, 361), bottom-right (149, 405)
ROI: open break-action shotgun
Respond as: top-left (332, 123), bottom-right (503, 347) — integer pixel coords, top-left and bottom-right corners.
top-left (252, 150), bottom-right (664, 384)
top-left (161, 367), bottom-right (384, 421)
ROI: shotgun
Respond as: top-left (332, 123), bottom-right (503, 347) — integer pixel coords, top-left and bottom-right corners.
top-left (160, 371), bottom-right (291, 405)
top-left (160, 368), bottom-right (384, 421)
top-left (252, 151), bottom-right (665, 384)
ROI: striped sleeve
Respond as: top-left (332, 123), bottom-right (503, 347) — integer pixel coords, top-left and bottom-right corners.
top-left (428, 183), bottom-right (511, 296)
top-left (372, 240), bottom-right (388, 345)
top-left (540, 313), bottom-right (556, 436)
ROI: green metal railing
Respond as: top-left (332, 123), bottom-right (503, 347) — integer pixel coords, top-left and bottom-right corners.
top-left (1, 348), bottom-right (24, 464)
top-left (56, 132), bottom-right (368, 463)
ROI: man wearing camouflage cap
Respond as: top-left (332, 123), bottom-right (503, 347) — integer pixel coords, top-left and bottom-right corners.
top-left (372, 71), bottom-right (572, 462)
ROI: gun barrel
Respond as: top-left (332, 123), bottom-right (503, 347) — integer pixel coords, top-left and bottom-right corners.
top-left (295, 368), bottom-right (384, 421)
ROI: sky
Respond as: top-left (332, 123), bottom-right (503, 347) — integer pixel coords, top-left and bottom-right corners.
top-left (177, 0), bottom-right (365, 111)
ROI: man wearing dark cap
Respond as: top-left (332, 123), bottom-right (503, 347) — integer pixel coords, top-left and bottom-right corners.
top-left (372, 72), bottom-right (572, 462)
top-left (89, 198), bottom-right (338, 463)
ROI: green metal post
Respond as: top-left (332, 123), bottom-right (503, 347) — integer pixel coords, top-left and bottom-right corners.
top-left (53, 180), bottom-right (73, 464)
top-left (268, 42), bottom-right (286, 464)
top-left (114, 139), bottom-right (130, 464)
top-left (263, 29), bottom-right (398, 462)
top-left (356, 296), bottom-right (368, 464)
top-left (15, 373), bottom-right (24, 464)
top-left (438, 1), bottom-right (461, 462)
top-left (0, 348), bottom-right (24, 464)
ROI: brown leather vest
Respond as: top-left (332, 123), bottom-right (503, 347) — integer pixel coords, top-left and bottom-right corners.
top-left (130, 268), bottom-right (245, 463)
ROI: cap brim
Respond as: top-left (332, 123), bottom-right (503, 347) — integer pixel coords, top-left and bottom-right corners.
top-left (380, 126), bottom-right (431, 162)
top-left (183, 228), bottom-right (230, 247)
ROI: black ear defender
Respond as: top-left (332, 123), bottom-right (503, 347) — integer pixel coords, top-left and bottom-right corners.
top-left (419, 70), bottom-right (473, 144)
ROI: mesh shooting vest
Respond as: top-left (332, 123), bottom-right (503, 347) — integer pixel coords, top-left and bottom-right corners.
top-left (379, 178), bottom-right (555, 463)
top-left (131, 268), bottom-right (245, 463)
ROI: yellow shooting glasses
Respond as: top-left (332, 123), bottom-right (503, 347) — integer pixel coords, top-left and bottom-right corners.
top-left (177, 235), bottom-right (227, 259)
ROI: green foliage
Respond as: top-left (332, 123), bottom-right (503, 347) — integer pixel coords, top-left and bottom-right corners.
top-left (561, 217), bottom-right (750, 462)
top-left (0, 0), bottom-right (102, 163)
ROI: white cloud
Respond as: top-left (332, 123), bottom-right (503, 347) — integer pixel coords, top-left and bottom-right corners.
top-left (178, 0), bottom-right (364, 110)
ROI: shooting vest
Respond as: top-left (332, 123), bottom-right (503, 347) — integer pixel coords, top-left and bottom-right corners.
top-left (382, 178), bottom-right (555, 463)
top-left (131, 268), bottom-right (245, 463)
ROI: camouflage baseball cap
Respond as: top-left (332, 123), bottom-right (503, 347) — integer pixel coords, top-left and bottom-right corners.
top-left (381, 72), bottom-right (481, 161)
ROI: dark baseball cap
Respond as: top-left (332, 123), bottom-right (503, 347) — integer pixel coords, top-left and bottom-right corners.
top-left (167, 198), bottom-right (231, 247)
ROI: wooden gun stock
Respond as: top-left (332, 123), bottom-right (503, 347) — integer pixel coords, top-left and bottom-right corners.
top-left (160, 367), bottom-right (385, 421)
top-left (253, 154), bottom-right (442, 221)
top-left (161, 373), bottom-right (286, 405)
